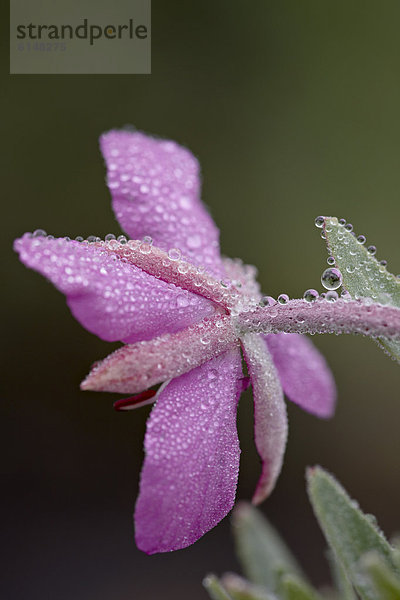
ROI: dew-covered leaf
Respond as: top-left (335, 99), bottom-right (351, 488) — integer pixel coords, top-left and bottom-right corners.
top-left (203, 574), bottom-right (234, 600)
top-left (221, 573), bottom-right (278, 600)
top-left (232, 503), bottom-right (303, 592)
top-left (361, 551), bottom-right (400, 600)
top-left (321, 216), bottom-right (400, 362)
top-left (307, 467), bottom-right (399, 600)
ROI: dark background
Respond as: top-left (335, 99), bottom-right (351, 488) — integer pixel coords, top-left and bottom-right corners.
top-left (2, 1), bottom-right (400, 598)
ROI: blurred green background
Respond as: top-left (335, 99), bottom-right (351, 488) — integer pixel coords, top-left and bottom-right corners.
top-left (2, 1), bottom-right (400, 598)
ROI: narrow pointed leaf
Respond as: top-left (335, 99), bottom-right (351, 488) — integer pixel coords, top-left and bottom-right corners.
top-left (279, 574), bottom-right (323, 600)
top-left (221, 573), bottom-right (278, 600)
top-left (361, 552), bottom-right (400, 600)
top-left (322, 216), bottom-right (400, 362)
top-left (203, 575), bottom-right (235, 600)
top-left (307, 467), bottom-right (400, 600)
top-left (232, 503), bottom-right (302, 592)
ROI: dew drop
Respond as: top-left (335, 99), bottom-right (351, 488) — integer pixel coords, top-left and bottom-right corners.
top-left (75, 236), bottom-right (84, 242)
top-left (207, 369), bottom-right (218, 381)
top-left (105, 233), bottom-right (116, 241)
top-left (345, 223), bottom-right (353, 232)
top-left (339, 218), bottom-right (346, 226)
top-left (187, 234), bottom-right (202, 249)
top-left (315, 216), bottom-right (325, 228)
top-left (321, 267), bottom-right (342, 290)
top-left (357, 234), bottom-right (366, 244)
top-left (303, 289), bottom-right (319, 302)
top-left (277, 293), bottom-right (289, 304)
top-left (33, 229), bottom-right (47, 237)
top-left (326, 290), bottom-right (338, 302)
top-left (87, 235), bottom-right (97, 243)
top-left (176, 294), bottom-right (189, 308)
top-left (327, 256), bottom-right (335, 265)
top-left (259, 295), bottom-right (275, 307)
top-left (367, 245), bottom-right (376, 255)
top-left (380, 259), bottom-right (387, 266)
top-left (117, 235), bottom-right (127, 244)
top-left (168, 248), bottom-right (181, 261)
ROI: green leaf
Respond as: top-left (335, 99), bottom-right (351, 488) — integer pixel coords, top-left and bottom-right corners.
top-left (327, 550), bottom-right (357, 600)
top-left (203, 574), bottom-right (234, 600)
top-left (220, 573), bottom-right (278, 600)
top-left (361, 551), bottom-right (400, 599)
top-left (322, 216), bottom-right (400, 362)
top-left (279, 574), bottom-right (323, 600)
top-left (232, 502), bottom-right (303, 592)
top-left (307, 466), bottom-right (400, 600)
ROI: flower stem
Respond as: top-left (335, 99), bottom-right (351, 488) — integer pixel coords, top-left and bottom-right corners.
top-left (237, 299), bottom-right (400, 340)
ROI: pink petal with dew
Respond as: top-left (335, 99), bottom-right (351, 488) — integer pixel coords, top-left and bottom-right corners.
top-left (96, 239), bottom-right (241, 311)
top-left (81, 313), bottom-right (239, 394)
top-left (264, 333), bottom-right (336, 418)
top-left (134, 348), bottom-right (243, 553)
top-left (14, 235), bottom-right (216, 343)
top-left (100, 130), bottom-right (225, 277)
top-left (241, 333), bottom-right (288, 505)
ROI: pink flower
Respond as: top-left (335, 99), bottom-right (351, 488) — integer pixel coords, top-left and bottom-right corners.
top-left (14, 130), bottom-right (400, 554)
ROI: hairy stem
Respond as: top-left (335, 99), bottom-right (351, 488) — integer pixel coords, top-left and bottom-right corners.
top-left (237, 299), bottom-right (400, 340)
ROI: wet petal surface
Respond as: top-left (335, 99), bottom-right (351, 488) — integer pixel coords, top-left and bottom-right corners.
top-left (264, 333), bottom-right (336, 418)
top-left (101, 130), bottom-right (225, 277)
top-left (15, 235), bottom-right (216, 343)
top-left (134, 348), bottom-right (243, 553)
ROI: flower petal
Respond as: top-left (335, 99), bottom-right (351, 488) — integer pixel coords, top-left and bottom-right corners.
top-left (81, 313), bottom-right (239, 394)
top-left (14, 234), bottom-right (216, 343)
top-left (221, 256), bottom-right (261, 301)
top-left (264, 333), bottom-right (336, 418)
top-left (100, 130), bottom-right (225, 276)
top-left (241, 333), bottom-right (288, 505)
top-left (134, 348), bottom-right (243, 554)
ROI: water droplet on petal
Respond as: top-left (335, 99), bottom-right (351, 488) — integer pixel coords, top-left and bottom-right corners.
top-left (315, 216), bottom-right (325, 228)
top-left (187, 234), bottom-right (202, 249)
top-left (168, 248), bottom-right (181, 261)
top-left (176, 294), bottom-right (189, 308)
top-left (345, 223), bottom-right (353, 232)
top-left (367, 245), bottom-right (376, 255)
top-left (357, 235), bottom-right (366, 244)
top-left (339, 218), bottom-right (346, 226)
top-left (277, 293), bottom-right (289, 304)
top-left (327, 256), bottom-right (335, 265)
top-left (105, 233), bottom-right (116, 241)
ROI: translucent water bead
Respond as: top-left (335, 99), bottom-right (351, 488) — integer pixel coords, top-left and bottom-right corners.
top-left (303, 289), bottom-right (319, 302)
top-left (321, 267), bottom-right (343, 290)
